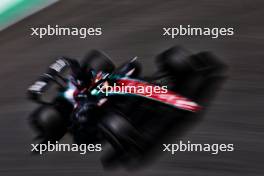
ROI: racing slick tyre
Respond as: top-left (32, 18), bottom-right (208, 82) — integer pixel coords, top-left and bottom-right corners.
top-left (99, 110), bottom-right (146, 161)
top-left (191, 51), bottom-right (227, 76)
top-left (29, 105), bottom-right (67, 144)
top-left (156, 46), bottom-right (226, 77)
top-left (81, 50), bottom-right (115, 74)
top-left (155, 46), bottom-right (227, 99)
top-left (156, 46), bottom-right (193, 76)
top-left (154, 46), bottom-right (194, 91)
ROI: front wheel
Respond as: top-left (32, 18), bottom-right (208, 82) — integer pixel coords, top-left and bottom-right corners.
top-left (81, 50), bottom-right (115, 73)
top-left (29, 105), bottom-right (68, 144)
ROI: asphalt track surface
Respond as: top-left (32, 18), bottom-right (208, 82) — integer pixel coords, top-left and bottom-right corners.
top-left (0, 0), bottom-right (263, 176)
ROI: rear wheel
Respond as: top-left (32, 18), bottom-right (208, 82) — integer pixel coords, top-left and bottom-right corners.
top-left (99, 110), bottom-right (144, 152)
top-left (155, 46), bottom-right (227, 98)
top-left (99, 109), bottom-right (146, 166)
top-left (156, 46), bottom-right (226, 78)
top-left (99, 110), bottom-right (144, 156)
top-left (156, 46), bottom-right (193, 76)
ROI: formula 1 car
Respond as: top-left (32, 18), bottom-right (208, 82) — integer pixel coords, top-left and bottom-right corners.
top-left (27, 46), bottom-right (227, 167)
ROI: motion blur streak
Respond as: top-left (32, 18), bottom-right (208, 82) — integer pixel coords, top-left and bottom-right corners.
top-left (0, 0), bottom-right (263, 176)
top-left (0, 0), bottom-right (59, 31)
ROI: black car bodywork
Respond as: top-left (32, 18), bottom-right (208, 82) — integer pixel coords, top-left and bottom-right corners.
top-left (27, 46), bottom-right (227, 168)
